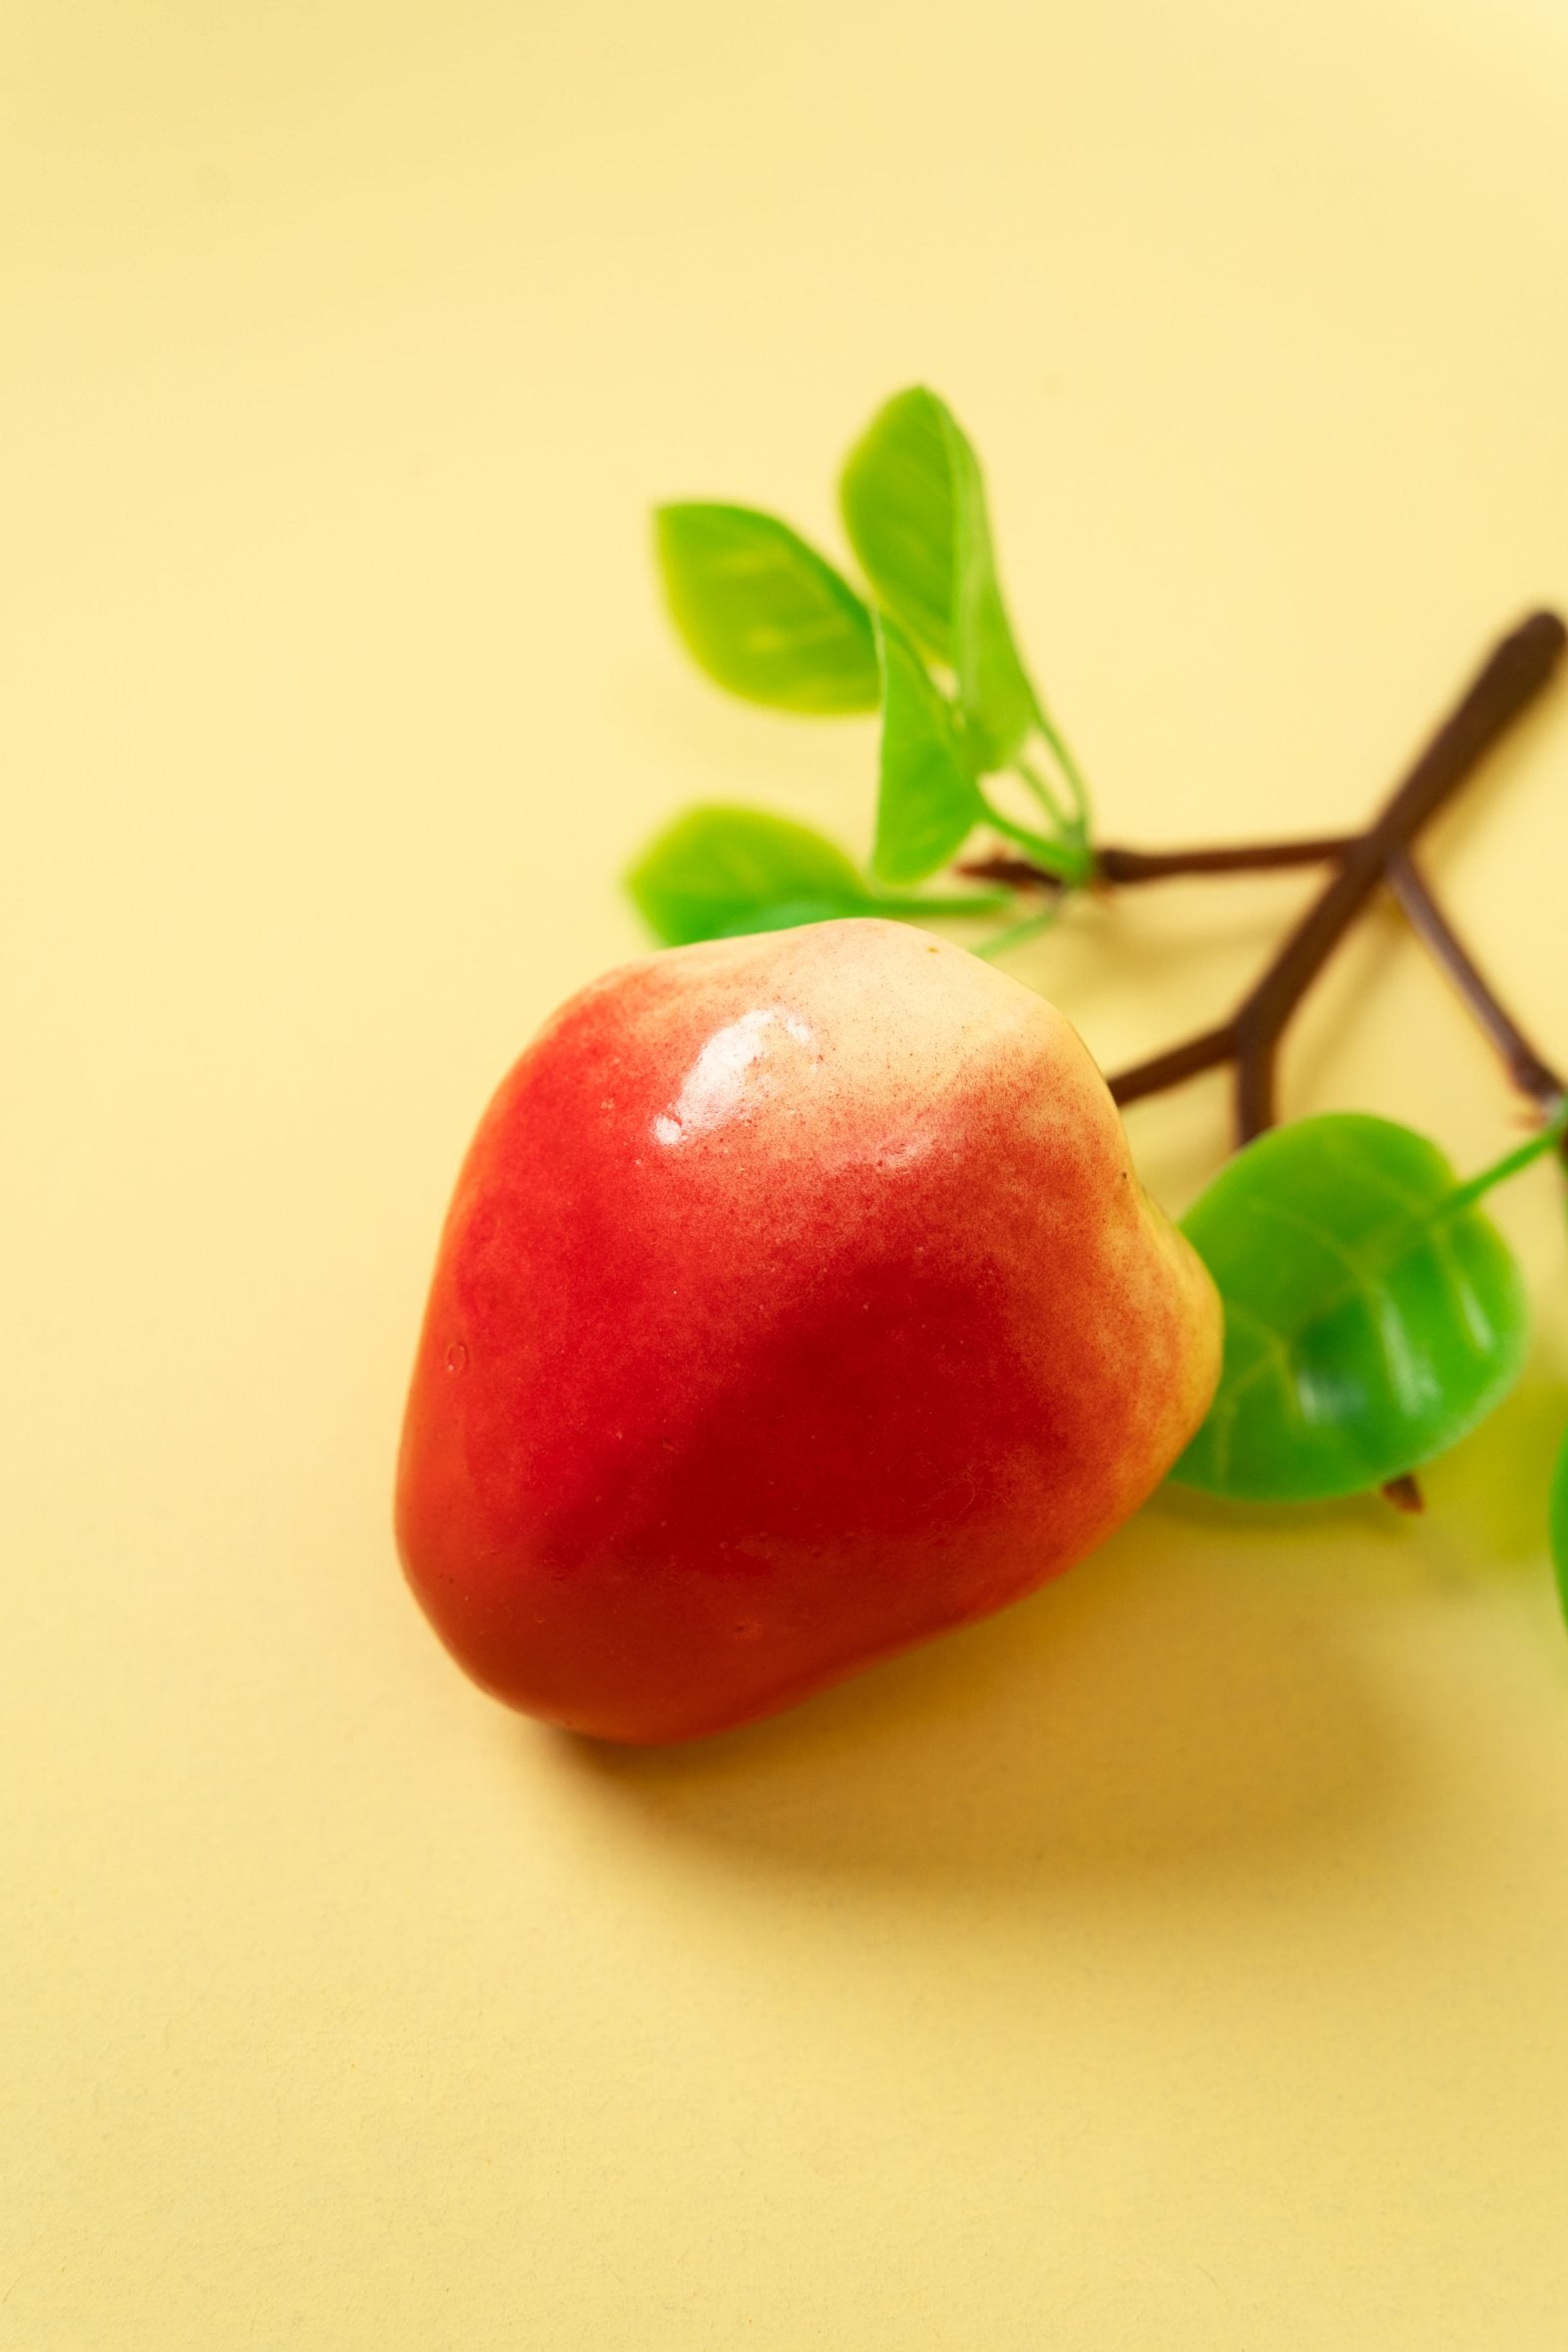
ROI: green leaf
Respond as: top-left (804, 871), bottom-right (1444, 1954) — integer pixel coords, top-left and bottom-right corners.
top-left (839, 389), bottom-right (955, 661)
top-left (945, 420), bottom-right (1039, 772)
top-left (625, 806), bottom-right (872, 945)
top-left (839, 387), bottom-right (1038, 768)
top-left (1172, 1113), bottom-right (1531, 1502)
top-left (1550, 1427), bottom-right (1568, 1623)
top-left (655, 504), bottom-right (880, 714)
top-left (871, 615), bottom-right (986, 884)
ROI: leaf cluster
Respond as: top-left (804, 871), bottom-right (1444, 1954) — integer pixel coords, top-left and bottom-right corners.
top-left (633, 388), bottom-right (1093, 948)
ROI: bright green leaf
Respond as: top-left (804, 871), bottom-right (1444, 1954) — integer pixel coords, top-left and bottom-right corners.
top-left (655, 504), bottom-right (879, 714)
top-left (625, 805), bottom-right (872, 945)
top-left (839, 389), bottom-right (955, 661)
top-left (944, 419), bottom-right (1039, 772)
top-left (1172, 1113), bottom-right (1531, 1502)
top-left (871, 615), bottom-right (986, 885)
top-left (1550, 1426), bottom-right (1568, 1623)
top-left (839, 387), bottom-right (1037, 768)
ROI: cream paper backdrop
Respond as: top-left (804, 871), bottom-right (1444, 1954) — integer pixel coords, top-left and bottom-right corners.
top-left (6, 1), bottom-right (1568, 2344)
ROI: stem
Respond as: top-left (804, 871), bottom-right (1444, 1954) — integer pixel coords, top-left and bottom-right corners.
top-left (1384, 853), bottom-right (1567, 1120)
top-left (1444, 1096), bottom-right (1568, 1214)
top-left (960, 833), bottom-right (1357, 891)
top-left (1031, 698), bottom-right (1094, 837)
top-left (1096, 835), bottom-right (1358, 883)
top-left (958, 853), bottom-right (1066, 892)
top-left (1106, 1023), bottom-right (1236, 1107)
top-left (1103, 610), bottom-right (1567, 1142)
top-left (973, 906), bottom-right (1063, 962)
top-left (1013, 754), bottom-right (1072, 834)
top-left (977, 798), bottom-right (1094, 884)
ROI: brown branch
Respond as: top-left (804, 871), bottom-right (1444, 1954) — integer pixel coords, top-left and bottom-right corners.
top-left (1104, 610), bottom-right (1566, 1141)
top-left (965, 751), bottom-right (1568, 1151)
top-left (960, 833), bottom-right (1356, 892)
top-left (958, 853), bottom-right (1065, 892)
top-left (1096, 835), bottom-right (1358, 883)
top-left (1109, 1023), bottom-right (1237, 1107)
top-left (1384, 852), bottom-right (1567, 1121)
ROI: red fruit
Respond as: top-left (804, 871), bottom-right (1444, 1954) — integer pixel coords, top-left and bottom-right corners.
top-left (396, 918), bottom-right (1220, 1743)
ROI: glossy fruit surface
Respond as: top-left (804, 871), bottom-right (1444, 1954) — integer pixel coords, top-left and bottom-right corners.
top-left (396, 919), bottom-right (1221, 1742)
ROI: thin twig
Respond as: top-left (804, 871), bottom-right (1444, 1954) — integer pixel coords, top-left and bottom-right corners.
top-left (1384, 852), bottom-right (1567, 1123)
top-left (959, 833), bottom-right (1357, 893)
top-left (1106, 1024), bottom-right (1237, 1106)
top-left (958, 853), bottom-right (1066, 893)
top-left (1096, 836), bottom-right (1358, 883)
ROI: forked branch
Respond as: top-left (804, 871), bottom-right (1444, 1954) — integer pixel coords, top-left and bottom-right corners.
top-left (1383, 852), bottom-right (1567, 1134)
top-left (1104, 611), bottom-right (1566, 1144)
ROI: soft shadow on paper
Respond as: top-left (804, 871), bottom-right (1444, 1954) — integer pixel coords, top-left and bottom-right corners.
top-left (552, 1377), bottom-right (1565, 1889)
top-left (554, 1512), bottom-right (1408, 1891)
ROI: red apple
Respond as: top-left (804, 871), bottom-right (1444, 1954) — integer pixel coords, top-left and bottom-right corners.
top-left (396, 918), bottom-right (1221, 1743)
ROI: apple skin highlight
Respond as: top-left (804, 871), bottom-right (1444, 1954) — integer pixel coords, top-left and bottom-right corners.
top-left (396, 918), bottom-right (1221, 1743)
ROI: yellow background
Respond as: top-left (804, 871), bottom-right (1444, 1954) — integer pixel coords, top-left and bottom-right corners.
top-left (7, 1), bottom-right (1568, 2343)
